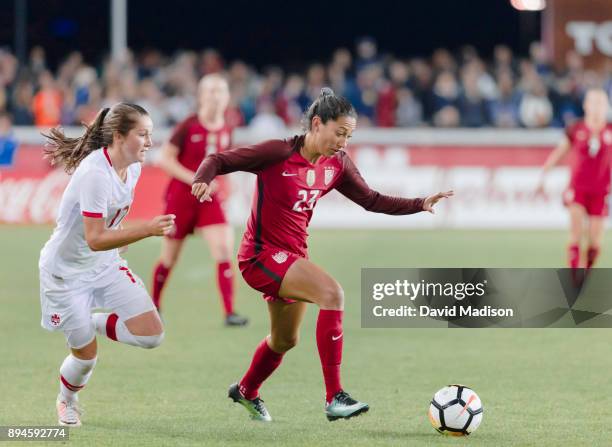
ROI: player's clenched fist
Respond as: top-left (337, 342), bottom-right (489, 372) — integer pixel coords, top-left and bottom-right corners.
top-left (191, 182), bottom-right (213, 202)
top-left (148, 214), bottom-right (176, 236)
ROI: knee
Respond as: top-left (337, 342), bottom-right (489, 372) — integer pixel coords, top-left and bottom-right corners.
top-left (319, 281), bottom-right (344, 310)
top-left (135, 331), bottom-right (165, 349)
top-left (270, 333), bottom-right (299, 353)
top-left (210, 242), bottom-right (232, 262)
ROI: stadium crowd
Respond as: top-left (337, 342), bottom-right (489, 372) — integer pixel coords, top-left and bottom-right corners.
top-left (0, 38), bottom-right (611, 130)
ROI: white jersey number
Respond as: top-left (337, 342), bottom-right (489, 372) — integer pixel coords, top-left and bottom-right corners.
top-left (292, 190), bottom-right (320, 212)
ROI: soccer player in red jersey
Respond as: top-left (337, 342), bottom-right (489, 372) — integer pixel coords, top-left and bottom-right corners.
top-left (538, 89), bottom-right (612, 269)
top-left (151, 74), bottom-right (248, 326)
top-left (192, 88), bottom-right (453, 421)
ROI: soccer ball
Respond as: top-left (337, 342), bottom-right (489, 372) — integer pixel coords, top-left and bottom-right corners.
top-left (428, 384), bottom-right (483, 436)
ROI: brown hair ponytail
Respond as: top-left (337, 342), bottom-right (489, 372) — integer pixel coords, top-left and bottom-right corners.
top-left (43, 102), bottom-right (148, 174)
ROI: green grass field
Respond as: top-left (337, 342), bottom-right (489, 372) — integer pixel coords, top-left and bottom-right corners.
top-left (2, 225), bottom-right (612, 446)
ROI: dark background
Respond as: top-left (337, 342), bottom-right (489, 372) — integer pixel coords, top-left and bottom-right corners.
top-left (0, 0), bottom-right (541, 69)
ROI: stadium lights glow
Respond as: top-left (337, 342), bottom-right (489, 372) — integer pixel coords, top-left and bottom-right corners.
top-left (510, 0), bottom-right (546, 11)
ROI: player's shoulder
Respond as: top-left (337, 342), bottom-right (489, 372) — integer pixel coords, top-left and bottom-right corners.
top-left (566, 120), bottom-right (584, 137)
top-left (76, 150), bottom-right (111, 177)
top-left (257, 135), bottom-right (301, 156)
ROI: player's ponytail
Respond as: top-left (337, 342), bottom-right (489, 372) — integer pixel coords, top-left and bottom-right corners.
top-left (43, 103), bottom-right (149, 174)
top-left (302, 87), bottom-right (357, 131)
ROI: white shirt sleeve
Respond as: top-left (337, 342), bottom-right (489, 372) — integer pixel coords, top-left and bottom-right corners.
top-left (79, 169), bottom-right (111, 218)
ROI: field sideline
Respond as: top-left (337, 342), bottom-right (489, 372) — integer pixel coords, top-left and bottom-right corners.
top-left (1, 225), bottom-right (612, 446)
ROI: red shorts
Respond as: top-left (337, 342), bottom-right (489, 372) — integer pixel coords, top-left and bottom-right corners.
top-left (563, 188), bottom-right (609, 217)
top-left (238, 247), bottom-right (302, 303)
top-left (164, 189), bottom-right (227, 240)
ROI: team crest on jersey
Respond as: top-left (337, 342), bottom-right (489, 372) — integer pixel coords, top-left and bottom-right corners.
top-left (272, 251), bottom-right (288, 264)
top-left (324, 167), bottom-right (335, 185)
top-left (50, 313), bottom-right (61, 327)
top-left (191, 134), bottom-right (204, 143)
top-left (306, 169), bottom-right (316, 187)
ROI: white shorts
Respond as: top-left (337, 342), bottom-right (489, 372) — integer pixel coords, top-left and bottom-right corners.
top-left (39, 260), bottom-right (156, 333)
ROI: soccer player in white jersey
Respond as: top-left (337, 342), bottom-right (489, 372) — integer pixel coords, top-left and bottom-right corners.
top-left (39, 103), bottom-right (176, 427)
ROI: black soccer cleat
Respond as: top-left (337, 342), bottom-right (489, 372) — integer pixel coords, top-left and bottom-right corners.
top-left (225, 313), bottom-right (249, 327)
top-left (228, 383), bottom-right (272, 422)
top-left (325, 390), bottom-right (370, 421)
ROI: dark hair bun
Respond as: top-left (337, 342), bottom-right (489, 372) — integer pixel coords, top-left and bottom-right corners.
top-left (320, 87), bottom-right (335, 97)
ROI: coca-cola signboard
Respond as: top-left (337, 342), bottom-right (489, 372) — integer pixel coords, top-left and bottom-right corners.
top-left (1, 142), bottom-right (574, 229)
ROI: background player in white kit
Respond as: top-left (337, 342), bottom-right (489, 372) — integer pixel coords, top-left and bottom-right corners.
top-left (39, 103), bottom-right (176, 427)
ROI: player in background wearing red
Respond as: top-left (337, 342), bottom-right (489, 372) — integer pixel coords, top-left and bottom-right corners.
top-left (152, 74), bottom-right (248, 326)
top-left (192, 88), bottom-right (453, 421)
top-left (40, 103), bottom-right (175, 427)
top-left (538, 88), bottom-right (612, 270)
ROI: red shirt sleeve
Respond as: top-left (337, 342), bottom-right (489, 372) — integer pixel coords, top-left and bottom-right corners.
top-left (169, 116), bottom-right (194, 151)
top-left (193, 138), bottom-right (295, 184)
top-left (335, 152), bottom-right (425, 215)
top-left (565, 122), bottom-right (578, 143)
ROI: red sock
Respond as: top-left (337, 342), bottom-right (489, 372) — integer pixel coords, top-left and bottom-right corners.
top-left (151, 262), bottom-right (171, 310)
top-left (239, 338), bottom-right (284, 400)
top-left (587, 246), bottom-right (600, 269)
top-left (316, 309), bottom-right (344, 403)
top-left (568, 244), bottom-right (580, 269)
top-left (217, 261), bottom-right (234, 316)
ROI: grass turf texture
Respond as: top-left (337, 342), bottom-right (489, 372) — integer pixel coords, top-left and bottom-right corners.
top-left (1, 226), bottom-right (612, 446)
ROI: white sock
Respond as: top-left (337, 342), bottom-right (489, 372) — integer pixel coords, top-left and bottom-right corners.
top-left (92, 313), bottom-right (164, 349)
top-left (59, 354), bottom-right (97, 401)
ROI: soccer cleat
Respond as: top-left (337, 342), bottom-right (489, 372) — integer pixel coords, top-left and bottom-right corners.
top-left (325, 390), bottom-right (369, 421)
top-left (56, 394), bottom-right (82, 427)
top-left (225, 313), bottom-right (249, 327)
top-left (227, 383), bottom-right (272, 422)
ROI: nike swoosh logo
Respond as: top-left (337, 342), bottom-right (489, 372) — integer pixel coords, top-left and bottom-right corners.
top-left (332, 333), bottom-right (343, 341)
top-left (282, 171), bottom-right (298, 176)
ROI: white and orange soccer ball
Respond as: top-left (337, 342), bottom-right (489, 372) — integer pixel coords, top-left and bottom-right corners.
top-left (428, 385), bottom-right (483, 436)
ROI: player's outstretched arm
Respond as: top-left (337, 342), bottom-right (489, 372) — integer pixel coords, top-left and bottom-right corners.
top-left (536, 136), bottom-right (570, 194)
top-left (83, 214), bottom-right (176, 252)
top-left (336, 152), bottom-right (453, 215)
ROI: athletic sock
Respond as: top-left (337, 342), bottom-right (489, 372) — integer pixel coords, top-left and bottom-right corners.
top-left (316, 309), bottom-right (344, 403)
top-left (568, 244), bottom-right (580, 269)
top-left (59, 354), bottom-right (97, 401)
top-left (151, 262), bottom-right (171, 310)
top-left (217, 261), bottom-right (234, 316)
top-left (587, 246), bottom-right (600, 269)
top-left (239, 338), bottom-right (284, 400)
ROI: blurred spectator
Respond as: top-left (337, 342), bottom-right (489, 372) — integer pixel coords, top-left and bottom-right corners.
top-left (0, 112), bottom-right (18, 166)
top-left (489, 71), bottom-right (520, 128)
top-left (519, 77), bottom-right (553, 128)
top-left (32, 71), bottom-right (62, 127)
top-left (2, 41), bottom-right (611, 130)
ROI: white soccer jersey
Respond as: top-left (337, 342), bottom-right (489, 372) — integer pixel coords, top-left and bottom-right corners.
top-left (39, 148), bottom-right (141, 279)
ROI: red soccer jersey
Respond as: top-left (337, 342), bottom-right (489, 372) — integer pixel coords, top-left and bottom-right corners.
top-left (566, 121), bottom-right (612, 193)
top-left (194, 135), bottom-right (424, 259)
top-left (167, 114), bottom-right (233, 194)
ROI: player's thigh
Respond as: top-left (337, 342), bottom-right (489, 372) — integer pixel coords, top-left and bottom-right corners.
top-left (159, 236), bottom-right (185, 268)
top-left (96, 264), bottom-right (162, 335)
top-left (267, 300), bottom-right (308, 351)
top-left (279, 258), bottom-right (344, 310)
top-left (199, 223), bottom-right (234, 261)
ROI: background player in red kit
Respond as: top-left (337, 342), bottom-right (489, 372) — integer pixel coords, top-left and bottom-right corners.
top-left (152, 74), bottom-right (248, 326)
top-left (538, 88), bottom-right (612, 269)
top-left (192, 88), bottom-right (453, 421)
